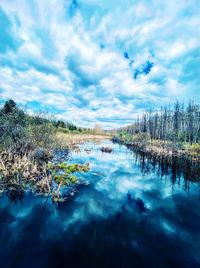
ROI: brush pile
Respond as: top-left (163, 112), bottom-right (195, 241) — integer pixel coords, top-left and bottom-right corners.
top-left (100, 147), bottom-right (113, 153)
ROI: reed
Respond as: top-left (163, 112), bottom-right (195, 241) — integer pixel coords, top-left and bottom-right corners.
top-left (0, 100), bottom-right (96, 202)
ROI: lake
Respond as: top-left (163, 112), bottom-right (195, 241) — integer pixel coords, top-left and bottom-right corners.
top-left (0, 140), bottom-right (200, 267)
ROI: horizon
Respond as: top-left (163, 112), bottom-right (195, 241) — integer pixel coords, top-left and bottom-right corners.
top-left (0, 0), bottom-right (200, 129)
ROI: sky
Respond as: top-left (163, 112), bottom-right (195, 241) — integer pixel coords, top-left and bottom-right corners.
top-left (0, 0), bottom-right (200, 129)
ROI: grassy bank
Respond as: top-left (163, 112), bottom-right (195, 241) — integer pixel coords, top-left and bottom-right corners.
top-left (56, 132), bottom-right (111, 149)
top-left (0, 100), bottom-right (98, 202)
top-left (113, 132), bottom-right (200, 162)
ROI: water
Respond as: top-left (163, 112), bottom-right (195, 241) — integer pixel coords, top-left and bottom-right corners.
top-left (0, 140), bottom-right (200, 268)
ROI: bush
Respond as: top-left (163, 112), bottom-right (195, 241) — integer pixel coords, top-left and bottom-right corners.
top-left (187, 143), bottom-right (200, 157)
top-left (71, 130), bottom-right (80, 134)
top-left (0, 100), bottom-right (60, 152)
top-left (27, 123), bottom-right (56, 149)
top-left (132, 132), bottom-right (151, 144)
top-left (0, 102), bottom-right (27, 150)
top-left (112, 136), bottom-right (121, 143)
top-left (0, 99), bottom-right (80, 153)
top-left (58, 127), bottom-right (70, 134)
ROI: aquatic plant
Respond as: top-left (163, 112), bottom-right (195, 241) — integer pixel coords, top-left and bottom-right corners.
top-left (52, 173), bottom-right (66, 184)
top-left (70, 176), bottom-right (77, 183)
top-left (57, 162), bottom-right (68, 169)
top-left (46, 163), bottom-right (55, 169)
top-left (36, 176), bottom-right (52, 193)
top-left (65, 164), bottom-right (77, 173)
top-left (82, 165), bottom-right (90, 172)
top-left (52, 182), bottom-right (62, 201)
top-left (0, 100), bottom-right (94, 203)
top-left (51, 162), bottom-right (89, 186)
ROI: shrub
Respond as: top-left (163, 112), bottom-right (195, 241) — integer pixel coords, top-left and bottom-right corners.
top-left (0, 102), bottom-right (27, 150)
top-left (112, 136), bottom-right (121, 143)
top-left (58, 127), bottom-right (70, 134)
top-left (70, 176), bottom-right (76, 183)
top-left (132, 132), bottom-right (151, 144)
top-left (27, 123), bottom-right (56, 149)
top-left (71, 130), bottom-right (80, 134)
top-left (187, 143), bottom-right (200, 158)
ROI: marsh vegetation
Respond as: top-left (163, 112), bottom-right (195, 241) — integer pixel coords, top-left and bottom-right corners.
top-left (113, 101), bottom-right (200, 161)
top-left (0, 98), bottom-right (200, 268)
top-left (1, 140), bottom-right (200, 267)
top-left (0, 100), bottom-right (94, 202)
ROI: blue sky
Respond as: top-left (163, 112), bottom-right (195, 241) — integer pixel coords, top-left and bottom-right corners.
top-left (0, 0), bottom-right (200, 129)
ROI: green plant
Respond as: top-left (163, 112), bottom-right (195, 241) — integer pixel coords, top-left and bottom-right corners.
top-left (70, 176), bottom-right (76, 183)
top-left (58, 127), bottom-right (70, 134)
top-left (132, 132), bottom-right (151, 143)
top-left (82, 165), bottom-right (90, 172)
top-left (57, 162), bottom-right (68, 169)
top-left (46, 163), bottom-right (55, 169)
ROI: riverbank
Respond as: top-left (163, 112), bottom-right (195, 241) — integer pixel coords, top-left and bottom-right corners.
top-left (113, 135), bottom-right (200, 162)
top-left (0, 131), bottom-right (112, 203)
top-left (1, 139), bottom-right (200, 268)
top-left (56, 132), bottom-right (112, 149)
top-left (0, 100), bottom-right (114, 202)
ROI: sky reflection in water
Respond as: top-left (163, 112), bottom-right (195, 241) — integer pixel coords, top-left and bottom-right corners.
top-left (0, 141), bottom-right (200, 268)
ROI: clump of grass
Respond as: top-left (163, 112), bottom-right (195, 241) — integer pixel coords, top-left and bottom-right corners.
top-left (36, 176), bottom-right (52, 193)
top-left (52, 173), bottom-right (68, 185)
top-left (51, 163), bottom-right (90, 184)
top-left (0, 158), bottom-right (90, 202)
top-left (69, 176), bottom-right (76, 183)
top-left (0, 151), bottom-right (46, 184)
top-left (57, 162), bottom-right (68, 169)
top-left (46, 163), bottom-right (55, 169)
top-left (82, 164), bottom-right (90, 172)
top-left (47, 162), bottom-right (90, 173)
top-left (186, 143), bottom-right (200, 159)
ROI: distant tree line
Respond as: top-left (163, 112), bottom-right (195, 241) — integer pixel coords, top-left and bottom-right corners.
top-left (116, 101), bottom-right (200, 145)
top-left (0, 99), bottom-right (81, 130)
top-left (0, 99), bottom-right (82, 150)
top-left (0, 100), bottom-right (106, 143)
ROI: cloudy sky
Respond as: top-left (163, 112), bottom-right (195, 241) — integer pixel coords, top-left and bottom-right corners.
top-left (0, 0), bottom-right (200, 129)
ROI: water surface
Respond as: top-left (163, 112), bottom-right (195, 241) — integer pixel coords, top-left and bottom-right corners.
top-left (0, 140), bottom-right (200, 267)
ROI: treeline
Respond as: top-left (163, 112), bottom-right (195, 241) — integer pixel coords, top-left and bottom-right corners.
top-left (0, 99), bottom-right (82, 152)
top-left (116, 101), bottom-right (200, 145)
top-left (0, 100), bottom-right (106, 152)
top-left (53, 121), bottom-right (81, 131)
top-left (0, 99), bottom-right (80, 130)
top-left (0, 100), bottom-right (53, 151)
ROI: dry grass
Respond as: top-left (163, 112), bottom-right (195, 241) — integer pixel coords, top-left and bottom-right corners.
top-left (131, 138), bottom-right (200, 161)
top-left (186, 143), bottom-right (200, 159)
top-left (0, 150), bottom-right (49, 186)
top-left (55, 133), bottom-right (112, 149)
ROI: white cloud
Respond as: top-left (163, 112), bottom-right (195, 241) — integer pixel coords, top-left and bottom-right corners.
top-left (0, 0), bottom-right (200, 128)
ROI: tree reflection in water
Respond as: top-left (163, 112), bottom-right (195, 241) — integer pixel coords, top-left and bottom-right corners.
top-left (131, 148), bottom-right (200, 198)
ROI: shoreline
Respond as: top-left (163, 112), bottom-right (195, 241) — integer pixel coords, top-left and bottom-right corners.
top-left (113, 138), bottom-right (200, 163)
top-left (0, 133), bottom-right (111, 203)
top-left (56, 133), bottom-right (112, 148)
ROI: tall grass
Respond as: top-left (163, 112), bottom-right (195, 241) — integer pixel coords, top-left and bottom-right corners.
top-left (0, 100), bottom-right (93, 202)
